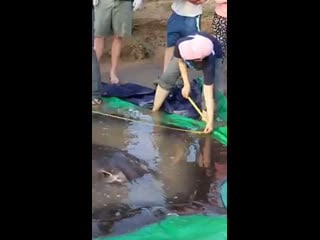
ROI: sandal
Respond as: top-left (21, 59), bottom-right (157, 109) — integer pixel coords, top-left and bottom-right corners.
top-left (92, 98), bottom-right (103, 105)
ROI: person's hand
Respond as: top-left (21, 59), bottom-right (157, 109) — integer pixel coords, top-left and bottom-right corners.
top-left (93, 0), bottom-right (99, 7)
top-left (133, 0), bottom-right (143, 11)
top-left (203, 121), bottom-right (213, 134)
top-left (181, 85), bottom-right (190, 98)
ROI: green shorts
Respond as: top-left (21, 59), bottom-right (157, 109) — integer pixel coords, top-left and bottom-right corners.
top-left (94, 0), bottom-right (133, 37)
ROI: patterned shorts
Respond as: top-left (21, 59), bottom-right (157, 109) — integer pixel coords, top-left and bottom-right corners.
top-left (211, 13), bottom-right (227, 54)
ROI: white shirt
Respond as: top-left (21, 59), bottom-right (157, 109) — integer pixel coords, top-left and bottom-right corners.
top-left (171, 0), bottom-right (203, 17)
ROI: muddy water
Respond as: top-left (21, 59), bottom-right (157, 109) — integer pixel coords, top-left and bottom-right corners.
top-left (92, 61), bottom-right (227, 238)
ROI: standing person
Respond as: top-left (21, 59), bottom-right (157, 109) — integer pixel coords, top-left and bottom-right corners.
top-left (211, 0), bottom-right (227, 106)
top-left (92, 4), bottom-right (102, 105)
top-left (93, 0), bottom-right (143, 84)
top-left (212, 0), bottom-right (227, 54)
top-left (163, 0), bottom-right (208, 73)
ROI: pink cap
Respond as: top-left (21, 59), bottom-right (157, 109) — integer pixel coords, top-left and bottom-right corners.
top-left (178, 35), bottom-right (214, 60)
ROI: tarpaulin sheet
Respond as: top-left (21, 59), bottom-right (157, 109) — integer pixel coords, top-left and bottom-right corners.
top-left (94, 215), bottom-right (227, 240)
top-left (101, 79), bottom-right (203, 119)
top-left (99, 77), bottom-right (227, 145)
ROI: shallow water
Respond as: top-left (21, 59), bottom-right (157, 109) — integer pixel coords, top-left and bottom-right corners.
top-left (93, 58), bottom-right (227, 238)
top-left (92, 108), bottom-right (227, 238)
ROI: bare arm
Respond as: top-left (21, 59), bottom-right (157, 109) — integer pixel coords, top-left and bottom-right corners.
top-left (178, 59), bottom-right (191, 98)
top-left (178, 59), bottom-right (189, 87)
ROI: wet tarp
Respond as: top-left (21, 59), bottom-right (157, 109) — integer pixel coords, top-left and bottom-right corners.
top-left (101, 78), bottom-right (202, 119)
top-left (94, 215), bottom-right (227, 240)
top-left (99, 77), bottom-right (227, 145)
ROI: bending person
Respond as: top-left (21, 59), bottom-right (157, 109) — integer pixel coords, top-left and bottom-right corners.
top-left (152, 32), bottom-right (223, 133)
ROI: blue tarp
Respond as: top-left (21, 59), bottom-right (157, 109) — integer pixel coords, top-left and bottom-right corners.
top-left (101, 79), bottom-right (203, 119)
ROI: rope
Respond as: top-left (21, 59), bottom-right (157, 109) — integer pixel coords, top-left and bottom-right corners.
top-left (92, 110), bottom-right (204, 134)
top-left (187, 97), bottom-right (206, 121)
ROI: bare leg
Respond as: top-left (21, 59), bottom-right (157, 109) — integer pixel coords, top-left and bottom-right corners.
top-left (94, 36), bottom-right (105, 61)
top-left (152, 85), bottom-right (169, 112)
top-left (110, 35), bottom-right (122, 84)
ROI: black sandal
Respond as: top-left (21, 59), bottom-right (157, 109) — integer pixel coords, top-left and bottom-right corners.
top-left (92, 98), bottom-right (103, 105)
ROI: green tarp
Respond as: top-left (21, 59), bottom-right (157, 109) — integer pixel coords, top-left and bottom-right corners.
top-left (98, 89), bottom-right (227, 145)
top-left (94, 215), bottom-right (227, 240)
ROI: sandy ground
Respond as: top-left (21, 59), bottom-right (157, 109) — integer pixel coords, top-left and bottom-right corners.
top-left (100, 0), bottom-right (215, 62)
top-left (98, 0), bottom-right (227, 93)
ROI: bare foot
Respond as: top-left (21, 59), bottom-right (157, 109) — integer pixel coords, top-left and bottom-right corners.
top-left (110, 72), bottom-right (119, 84)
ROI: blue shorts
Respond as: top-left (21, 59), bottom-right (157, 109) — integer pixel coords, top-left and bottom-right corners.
top-left (166, 11), bottom-right (201, 47)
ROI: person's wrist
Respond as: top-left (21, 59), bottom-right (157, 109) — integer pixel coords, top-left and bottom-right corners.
top-left (206, 119), bottom-right (213, 125)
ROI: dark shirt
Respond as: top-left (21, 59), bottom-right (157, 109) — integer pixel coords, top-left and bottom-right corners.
top-left (174, 32), bottom-right (223, 85)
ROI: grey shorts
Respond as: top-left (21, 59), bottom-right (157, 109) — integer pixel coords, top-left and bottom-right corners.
top-left (94, 0), bottom-right (133, 37)
top-left (156, 57), bottom-right (222, 90)
top-left (156, 57), bottom-right (181, 91)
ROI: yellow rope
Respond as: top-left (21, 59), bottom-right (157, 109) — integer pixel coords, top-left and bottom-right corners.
top-left (92, 110), bottom-right (204, 134)
top-left (187, 97), bottom-right (207, 122)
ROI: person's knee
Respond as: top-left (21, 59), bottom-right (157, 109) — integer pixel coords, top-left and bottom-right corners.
top-left (158, 73), bottom-right (176, 91)
top-left (158, 82), bottom-right (173, 92)
top-left (93, 36), bottom-right (105, 49)
top-left (112, 35), bottom-right (123, 42)
top-left (94, 36), bottom-right (105, 43)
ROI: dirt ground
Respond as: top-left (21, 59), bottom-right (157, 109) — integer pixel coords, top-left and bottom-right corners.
top-left (98, 0), bottom-right (226, 94)
top-left (100, 0), bottom-right (216, 63)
